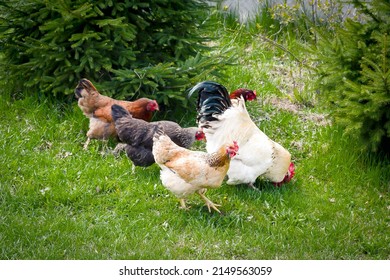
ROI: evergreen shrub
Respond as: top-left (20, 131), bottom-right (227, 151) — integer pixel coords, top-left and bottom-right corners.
top-left (0, 0), bottom-right (228, 108)
top-left (313, 0), bottom-right (390, 153)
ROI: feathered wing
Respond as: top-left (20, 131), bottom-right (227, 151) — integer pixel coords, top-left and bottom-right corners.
top-left (93, 105), bottom-right (115, 123)
top-left (112, 104), bottom-right (155, 147)
top-left (262, 140), bottom-right (292, 182)
top-left (164, 126), bottom-right (200, 149)
top-left (125, 145), bottom-right (155, 167)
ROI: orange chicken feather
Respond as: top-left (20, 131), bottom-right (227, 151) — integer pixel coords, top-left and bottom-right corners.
top-left (74, 78), bottom-right (159, 149)
top-left (152, 130), bottom-right (239, 213)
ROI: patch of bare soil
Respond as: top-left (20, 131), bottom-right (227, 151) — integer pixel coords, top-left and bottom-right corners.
top-left (264, 96), bottom-right (331, 127)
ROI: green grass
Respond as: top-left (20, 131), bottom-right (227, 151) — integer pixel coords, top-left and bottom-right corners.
top-left (1, 89), bottom-right (389, 260)
top-left (1, 14), bottom-right (389, 260)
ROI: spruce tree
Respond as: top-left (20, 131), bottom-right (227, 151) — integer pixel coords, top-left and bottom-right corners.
top-left (0, 0), bottom-right (226, 108)
top-left (314, 0), bottom-right (390, 153)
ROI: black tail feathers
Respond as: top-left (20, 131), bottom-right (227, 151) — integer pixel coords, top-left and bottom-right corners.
top-left (188, 81), bottom-right (232, 123)
top-left (111, 104), bottom-right (130, 122)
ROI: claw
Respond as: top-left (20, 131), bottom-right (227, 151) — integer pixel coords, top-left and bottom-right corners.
top-left (197, 191), bottom-right (221, 213)
top-left (131, 163), bottom-right (135, 174)
top-left (83, 138), bottom-right (91, 150)
top-left (248, 182), bottom-right (259, 191)
top-left (113, 143), bottom-right (126, 157)
top-left (179, 199), bottom-right (190, 210)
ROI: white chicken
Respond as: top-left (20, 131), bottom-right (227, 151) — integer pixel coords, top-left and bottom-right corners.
top-left (188, 81), bottom-right (295, 189)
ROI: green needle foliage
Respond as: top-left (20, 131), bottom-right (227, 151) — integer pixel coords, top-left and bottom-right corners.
top-left (0, 0), bottom-right (230, 108)
top-left (313, 0), bottom-right (390, 153)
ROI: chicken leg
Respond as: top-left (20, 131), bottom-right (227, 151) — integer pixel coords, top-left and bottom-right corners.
top-left (179, 198), bottom-right (190, 210)
top-left (197, 190), bottom-right (221, 213)
top-left (248, 182), bottom-right (260, 191)
top-left (83, 138), bottom-right (91, 150)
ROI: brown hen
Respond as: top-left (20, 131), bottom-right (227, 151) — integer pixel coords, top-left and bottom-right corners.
top-left (74, 79), bottom-right (159, 149)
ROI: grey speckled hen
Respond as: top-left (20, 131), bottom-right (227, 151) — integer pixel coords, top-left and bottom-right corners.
top-left (111, 104), bottom-right (204, 167)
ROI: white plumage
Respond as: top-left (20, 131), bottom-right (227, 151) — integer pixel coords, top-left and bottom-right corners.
top-left (190, 81), bottom-right (294, 188)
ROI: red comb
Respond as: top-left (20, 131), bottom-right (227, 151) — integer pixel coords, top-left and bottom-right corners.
top-left (273, 162), bottom-right (295, 187)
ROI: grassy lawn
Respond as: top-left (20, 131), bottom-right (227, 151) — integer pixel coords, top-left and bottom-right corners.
top-left (1, 17), bottom-right (389, 260)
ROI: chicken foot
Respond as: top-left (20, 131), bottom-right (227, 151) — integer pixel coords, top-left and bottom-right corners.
top-left (197, 190), bottom-right (221, 213)
top-left (179, 198), bottom-right (190, 211)
top-left (83, 138), bottom-right (91, 150)
top-left (248, 182), bottom-right (260, 191)
top-left (112, 143), bottom-right (127, 157)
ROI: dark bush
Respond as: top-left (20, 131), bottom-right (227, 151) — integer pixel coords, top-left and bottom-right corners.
top-left (0, 0), bottom-right (230, 108)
